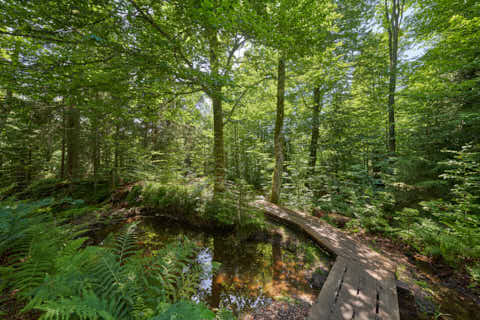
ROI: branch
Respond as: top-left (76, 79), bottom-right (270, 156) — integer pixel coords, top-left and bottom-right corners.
top-left (384, 0), bottom-right (391, 26)
top-left (126, 0), bottom-right (171, 40)
top-left (223, 76), bottom-right (273, 125)
top-left (0, 31), bottom-right (80, 44)
top-left (160, 88), bottom-right (203, 97)
top-left (126, 0), bottom-right (194, 69)
top-left (399, 0), bottom-right (406, 26)
top-left (224, 36), bottom-right (247, 74)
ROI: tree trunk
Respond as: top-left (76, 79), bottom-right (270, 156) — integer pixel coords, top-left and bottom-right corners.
top-left (385, 0), bottom-right (404, 154)
top-left (209, 31), bottom-right (225, 195)
top-left (387, 41), bottom-right (397, 153)
top-left (60, 105), bottom-right (66, 179)
top-left (113, 124), bottom-right (119, 189)
top-left (66, 105), bottom-right (80, 180)
top-left (270, 56), bottom-right (286, 204)
top-left (0, 89), bottom-right (12, 134)
top-left (91, 111), bottom-right (100, 192)
top-left (0, 89), bottom-right (13, 179)
top-left (234, 122), bottom-right (240, 178)
top-left (309, 86), bottom-right (321, 174)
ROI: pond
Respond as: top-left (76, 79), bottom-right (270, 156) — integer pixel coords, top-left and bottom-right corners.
top-left (134, 217), bottom-right (334, 316)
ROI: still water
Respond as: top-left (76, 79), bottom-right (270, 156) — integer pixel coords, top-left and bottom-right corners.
top-left (136, 218), bottom-right (333, 315)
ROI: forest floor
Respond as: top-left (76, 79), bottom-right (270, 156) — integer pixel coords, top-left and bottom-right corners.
top-left (242, 300), bottom-right (311, 320)
top-left (354, 230), bottom-right (480, 320)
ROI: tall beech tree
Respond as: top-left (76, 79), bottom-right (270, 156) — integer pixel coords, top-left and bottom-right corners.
top-left (384, 0), bottom-right (405, 153)
top-left (309, 86), bottom-right (322, 174)
top-left (264, 0), bottom-right (334, 204)
top-left (270, 55), bottom-right (286, 204)
top-left (124, 0), bottom-right (263, 195)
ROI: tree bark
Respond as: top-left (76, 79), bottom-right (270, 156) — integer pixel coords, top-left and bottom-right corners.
top-left (91, 110), bottom-right (100, 187)
top-left (234, 122), bottom-right (240, 178)
top-left (209, 31), bottom-right (225, 195)
top-left (0, 89), bottom-right (13, 178)
top-left (270, 56), bottom-right (286, 204)
top-left (66, 105), bottom-right (80, 180)
top-left (113, 123), bottom-right (120, 189)
top-left (60, 105), bottom-right (66, 179)
top-left (309, 86), bottom-right (321, 174)
top-left (385, 0), bottom-right (404, 154)
top-left (0, 89), bottom-right (12, 134)
top-left (387, 36), bottom-right (397, 153)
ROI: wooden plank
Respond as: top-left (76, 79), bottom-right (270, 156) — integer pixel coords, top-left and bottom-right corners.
top-left (329, 260), bottom-right (362, 319)
top-left (351, 266), bottom-right (378, 320)
top-left (308, 257), bottom-right (348, 320)
top-left (376, 272), bottom-right (400, 320)
top-left (327, 261), bottom-right (378, 320)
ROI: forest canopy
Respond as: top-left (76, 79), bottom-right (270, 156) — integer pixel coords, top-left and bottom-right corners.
top-left (0, 0), bottom-right (479, 318)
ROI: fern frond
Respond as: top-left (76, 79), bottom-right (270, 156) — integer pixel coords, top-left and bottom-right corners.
top-left (38, 290), bottom-right (129, 320)
top-left (149, 301), bottom-right (215, 320)
top-left (113, 223), bottom-right (139, 264)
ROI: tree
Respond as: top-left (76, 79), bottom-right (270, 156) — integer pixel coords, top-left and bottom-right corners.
top-left (270, 55), bottom-right (286, 204)
top-left (309, 86), bottom-right (321, 174)
top-left (265, 0), bottom-right (333, 204)
top-left (383, 0), bottom-right (405, 153)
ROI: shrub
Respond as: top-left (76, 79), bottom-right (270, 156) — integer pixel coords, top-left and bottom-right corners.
top-left (204, 196), bottom-right (237, 227)
top-left (391, 144), bottom-right (480, 266)
top-left (141, 182), bottom-right (202, 216)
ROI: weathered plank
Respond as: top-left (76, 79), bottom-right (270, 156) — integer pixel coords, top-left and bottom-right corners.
top-left (351, 267), bottom-right (378, 320)
top-left (377, 271), bottom-right (400, 320)
top-left (308, 256), bottom-right (349, 319)
top-left (330, 261), bottom-right (367, 320)
top-left (252, 200), bottom-right (400, 320)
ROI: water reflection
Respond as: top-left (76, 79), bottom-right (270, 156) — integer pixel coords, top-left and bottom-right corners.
top-left (138, 218), bottom-right (331, 315)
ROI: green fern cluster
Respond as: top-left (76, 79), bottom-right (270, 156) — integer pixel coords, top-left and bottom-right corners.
top-left (1, 198), bottom-right (82, 294)
top-left (0, 198), bottom-right (83, 315)
top-left (139, 181), bottom-right (202, 217)
top-left (26, 226), bottom-right (206, 319)
top-left (0, 199), bottom-right (236, 320)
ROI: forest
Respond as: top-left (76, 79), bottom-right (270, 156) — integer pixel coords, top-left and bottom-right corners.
top-left (0, 0), bottom-right (479, 319)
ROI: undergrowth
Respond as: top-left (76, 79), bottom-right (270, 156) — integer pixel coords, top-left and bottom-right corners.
top-left (0, 178), bottom-right (111, 204)
top-left (325, 145), bottom-right (480, 285)
top-left (0, 199), bottom-right (235, 319)
top-left (126, 180), bottom-right (265, 232)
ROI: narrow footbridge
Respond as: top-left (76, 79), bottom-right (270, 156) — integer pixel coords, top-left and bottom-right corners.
top-left (254, 200), bottom-right (400, 320)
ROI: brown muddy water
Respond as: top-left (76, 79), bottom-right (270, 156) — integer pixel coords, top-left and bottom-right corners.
top-left (135, 218), bottom-right (333, 316)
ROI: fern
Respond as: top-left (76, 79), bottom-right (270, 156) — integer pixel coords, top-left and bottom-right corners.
top-left (0, 199), bottom-right (52, 257)
top-left (149, 301), bottom-right (215, 320)
top-left (1, 199), bottom-right (219, 320)
top-left (113, 223), bottom-right (139, 264)
top-left (38, 290), bottom-right (129, 320)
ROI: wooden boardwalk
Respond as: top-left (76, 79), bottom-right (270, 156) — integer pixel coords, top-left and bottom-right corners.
top-left (253, 200), bottom-right (400, 320)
